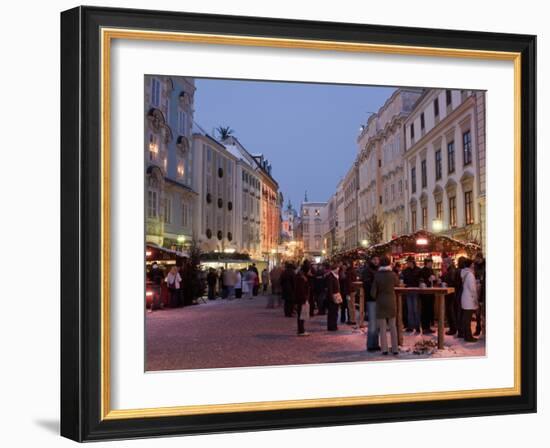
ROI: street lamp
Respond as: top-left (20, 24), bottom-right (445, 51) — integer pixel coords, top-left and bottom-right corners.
top-left (361, 239), bottom-right (369, 248)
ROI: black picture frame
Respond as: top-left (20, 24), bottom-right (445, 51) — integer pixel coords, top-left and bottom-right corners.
top-left (61, 5), bottom-right (536, 442)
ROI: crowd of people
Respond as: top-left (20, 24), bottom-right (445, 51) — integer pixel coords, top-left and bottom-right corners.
top-left (205, 264), bottom-right (269, 300)
top-left (147, 251), bottom-right (486, 355)
top-left (147, 259), bottom-right (203, 309)
top-left (263, 251), bottom-right (485, 354)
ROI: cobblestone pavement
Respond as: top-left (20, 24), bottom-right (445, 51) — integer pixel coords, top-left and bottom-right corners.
top-left (145, 294), bottom-right (485, 371)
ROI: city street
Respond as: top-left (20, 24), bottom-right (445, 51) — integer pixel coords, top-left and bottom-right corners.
top-left (145, 294), bottom-right (485, 371)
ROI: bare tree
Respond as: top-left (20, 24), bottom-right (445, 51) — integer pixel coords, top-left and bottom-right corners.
top-left (363, 214), bottom-right (385, 246)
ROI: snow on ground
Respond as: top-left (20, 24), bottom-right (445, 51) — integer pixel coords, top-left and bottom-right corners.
top-left (145, 294), bottom-right (485, 371)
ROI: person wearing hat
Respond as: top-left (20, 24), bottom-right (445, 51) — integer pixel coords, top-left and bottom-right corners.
top-left (402, 256), bottom-right (421, 333)
top-left (419, 257), bottom-right (436, 334)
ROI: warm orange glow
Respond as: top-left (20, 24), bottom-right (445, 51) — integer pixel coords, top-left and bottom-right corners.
top-left (416, 238), bottom-right (428, 245)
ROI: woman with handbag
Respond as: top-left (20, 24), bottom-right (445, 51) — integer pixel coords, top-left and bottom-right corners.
top-left (165, 266), bottom-right (182, 308)
top-left (326, 262), bottom-right (342, 331)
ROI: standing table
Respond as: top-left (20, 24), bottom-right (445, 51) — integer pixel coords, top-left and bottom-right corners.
top-left (352, 281), bottom-right (366, 328)
top-left (394, 287), bottom-right (455, 349)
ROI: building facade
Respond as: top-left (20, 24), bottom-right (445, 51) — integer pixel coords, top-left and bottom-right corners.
top-left (357, 88), bottom-right (423, 244)
top-left (342, 163), bottom-right (359, 251)
top-left (191, 132), bottom-right (237, 253)
top-left (403, 89), bottom-right (486, 247)
top-left (299, 201), bottom-right (328, 259)
top-left (145, 75), bottom-right (197, 250)
top-left (222, 137), bottom-right (262, 259)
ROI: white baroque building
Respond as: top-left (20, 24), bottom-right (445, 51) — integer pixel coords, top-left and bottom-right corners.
top-left (145, 75), bottom-right (197, 250)
top-left (357, 88), bottom-right (423, 243)
top-left (403, 89), bottom-right (486, 247)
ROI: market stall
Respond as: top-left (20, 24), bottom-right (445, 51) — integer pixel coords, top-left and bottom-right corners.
top-left (365, 230), bottom-right (481, 272)
top-left (145, 243), bottom-right (189, 308)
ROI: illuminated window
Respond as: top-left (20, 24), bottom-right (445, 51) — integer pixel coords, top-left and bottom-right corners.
top-left (148, 134), bottom-right (158, 161)
top-left (435, 149), bottom-right (442, 180)
top-left (436, 201), bottom-right (443, 220)
top-left (449, 196), bottom-right (457, 228)
top-left (147, 190), bottom-right (158, 218)
top-left (463, 130), bottom-right (472, 165)
top-left (447, 141), bottom-right (456, 173)
top-left (177, 161), bottom-right (185, 179)
top-left (422, 206), bottom-right (428, 229)
top-left (464, 191), bottom-right (474, 225)
top-left (163, 197), bottom-right (171, 224)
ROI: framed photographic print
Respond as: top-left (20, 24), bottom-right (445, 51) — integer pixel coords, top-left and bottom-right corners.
top-left (60, 6), bottom-right (536, 442)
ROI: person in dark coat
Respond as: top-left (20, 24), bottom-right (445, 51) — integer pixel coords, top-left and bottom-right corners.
top-left (474, 252), bottom-right (486, 336)
top-left (362, 256), bottom-right (380, 351)
top-left (454, 256), bottom-right (467, 338)
top-left (206, 268), bottom-right (218, 300)
top-left (295, 260), bottom-right (312, 335)
top-left (148, 262), bottom-right (164, 310)
top-left (250, 263), bottom-right (259, 296)
top-left (402, 256), bottom-right (421, 333)
top-left (305, 264), bottom-right (316, 317)
top-left (280, 262), bottom-right (296, 317)
top-left (419, 258), bottom-right (436, 334)
top-left (338, 262), bottom-right (349, 324)
top-left (345, 263), bottom-right (358, 325)
top-left (393, 262), bottom-right (406, 329)
top-left (370, 256), bottom-right (400, 355)
top-left (442, 259), bottom-right (458, 335)
top-left (313, 265), bottom-right (327, 315)
top-left (326, 263), bottom-right (341, 331)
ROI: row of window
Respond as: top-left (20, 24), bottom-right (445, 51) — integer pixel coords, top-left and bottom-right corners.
top-left (147, 191), bottom-right (191, 228)
top-left (410, 90), bottom-right (454, 141)
top-left (410, 130), bottom-right (472, 194)
top-left (204, 229), bottom-right (233, 241)
top-left (150, 78), bottom-right (191, 133)
top-left (410, 190), bottom-right (474, 231)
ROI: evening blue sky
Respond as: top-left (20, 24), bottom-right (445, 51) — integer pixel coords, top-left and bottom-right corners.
top-left (194, 78), bottom-right (395, 209)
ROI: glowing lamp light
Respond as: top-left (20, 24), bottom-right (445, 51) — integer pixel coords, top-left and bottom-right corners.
top-left (270, 248), bottom-right (277, 254)
top-left (145, 291), bottom-right (153, 297)
top-left (145, 250), bottom-right (152, 257)
top-left (432, 218), bottom-right (444, 232)
top-left (361, 239), bottom-right (369, 247)
top-left (224, 248), bottom-right (236, 254)
top-left (416, 237), bottom-right (429, 246)
top-left (176, 235), bottom-right (186, 244)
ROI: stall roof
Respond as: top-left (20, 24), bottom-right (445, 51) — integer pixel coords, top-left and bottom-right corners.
top-left (366, 230), bottom-right (481, 257)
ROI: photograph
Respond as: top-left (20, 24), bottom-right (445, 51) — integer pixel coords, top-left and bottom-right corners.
top-left (143, 75), bottom-right (487, 371)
